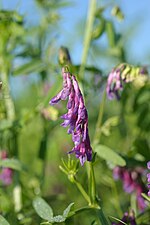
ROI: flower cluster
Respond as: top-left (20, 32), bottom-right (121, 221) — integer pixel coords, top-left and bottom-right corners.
top-left (0, 150), bottom-right (13, 186)
top-left (50, 68), bottom-right (92, 166)
top-left (147, 161), bottom-right (150, 196)
top-left (113, 166), bottom-right (146, 211)
top-left (106, 63), bottom-right (147, 100)
top-left (112, 211), bottom-right (137, 225)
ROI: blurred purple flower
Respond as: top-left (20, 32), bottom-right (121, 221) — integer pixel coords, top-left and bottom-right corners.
top-left (112, 211), bottom-right (137, 225)
top-left (147, 161), bottom-right (150, 196)
top-left (0, 151), bottom-right (13, 186)
top-left (106, 68), bottom-right (123, 100)
top-left (106, 64), bottom-right (148, 100)
top-left (113, 166), bottom-right (146, 211)
top-left (147, 161), bottom-right (150, 170)
top-left (49, 68), bottom-right (92, 166)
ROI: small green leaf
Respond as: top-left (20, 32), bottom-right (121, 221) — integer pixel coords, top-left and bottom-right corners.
top-left (101, 116), bottom-right (119, 136)
top-left (109, 216), bottom-right (127, 225)
top-left (52, 215), bottom-right (65, 223)
top-left (0, 158), bottom-right (25, 171)
top-left (0, 215), bottom-right (10, 225)
top-left (141, 193), bottom-right (150, 202)
top-left (63, 203), bottom-right (74, 218)
top-left (33, 197), bottom-right (53, 221)
top-left (0, 119), bottom-right (13, 131)
top-left (95, 144), bottom-right (126, 166)
top-left (106, 21), bottom-right (116, 48)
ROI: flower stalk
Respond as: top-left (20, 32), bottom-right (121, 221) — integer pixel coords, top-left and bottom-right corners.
top-left (79, 0), bottom-right (97, 81)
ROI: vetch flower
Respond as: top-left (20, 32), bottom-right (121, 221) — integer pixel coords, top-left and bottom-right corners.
top-left (106, 63), bottom-right (148, 100)
top-left (147, 161), bottom-right (150, 170)
top-left (49, 67), bottom-right (92, 166)
top-left (0, 150), bottom-right (13, 186)
top-left (113, 166), bottom-right (146, 211)
top-left (106, 68), bottom-right (123, 100)
top-left (147, 161), bottom-right (150, 196)
top-left (111, 211), bottom-right (137, 225)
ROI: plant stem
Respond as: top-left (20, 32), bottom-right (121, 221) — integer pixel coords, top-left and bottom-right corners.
top-left (93, 90), bottom-right (106, 145)
top-left (74, 178), bottom-right (91, 204)
top-left (79, 0), bottom-right (97, 82)
top-left (111, 180), bottom-right (123, 217)
top-left (0, 56), bottom-right (22, 212)
top-left (88, 162), bottom-right (97, 207)
top-left (0, 58), bottom-right (15, 120)
top-left (96, 208), bottom-right (110, 225)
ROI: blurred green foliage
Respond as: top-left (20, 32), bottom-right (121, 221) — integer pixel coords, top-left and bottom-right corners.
top-left (0, 1), bottom-right (150, 225)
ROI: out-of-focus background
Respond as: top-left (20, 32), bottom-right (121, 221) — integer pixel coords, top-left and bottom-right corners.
top-left (0, 0), bottom-right (150, 224)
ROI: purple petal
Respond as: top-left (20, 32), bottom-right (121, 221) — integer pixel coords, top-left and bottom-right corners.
top-left (147, 161), bottom-right (150, 170)
top-left (49, 90), bottom-right (63, 105)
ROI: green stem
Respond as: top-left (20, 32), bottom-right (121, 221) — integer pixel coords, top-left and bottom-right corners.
top-left (96, 208), bottom-right (110, 225)
top-left (88, 162), bottom-right (98, 207)
top-left (79, 0), bottom-right (97, 81)
top-left (0, 60), bottom-right (15, 120)
top-left (74, 178), bottom-right (91, 204)
top-left (0, 57), bottom-right (22, 212)
top-left (111, 180), bottom-right (122, 217)
top-left (93, 90), bottom-right (106, 145)
top-left (68, 206), bottom-right (93, 218)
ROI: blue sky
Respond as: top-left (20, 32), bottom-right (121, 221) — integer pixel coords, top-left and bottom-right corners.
top-left (1, 0), bottom-right (149, 96)
top-left (1, 0), bottom-right (150, 65)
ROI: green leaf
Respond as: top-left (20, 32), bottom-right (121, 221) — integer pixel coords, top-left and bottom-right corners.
top-left (50, 203), bottom-right (74, 223)
top-left (0, 158), bottom-right (25, 171)
top-left (52, 215), bottom-right (65, 223)
top-left (0, 215), bottom-right (10, 225)
top-left (106, 21), bottom-right (116, 48)
top-left (63, 203), bottom-right (74, 218)
top-left (0, 119), bottom-right (13, 131)
top-left (136, 207), bottom-right (150, 224)
top-left (101, 116), bottom-right (119, 136)
top-left (33, 197), bottom-right (53, 221)
top-left (13, 59), bottom-right (45, 76)
top-left (141, 193), bottom-right (150, 202)
top-left (109, 216), bottom-right (127, 225)
top-left (97, 208), bottom-right (110, 225)
top-left (95, 144), bottom-right (126, 166)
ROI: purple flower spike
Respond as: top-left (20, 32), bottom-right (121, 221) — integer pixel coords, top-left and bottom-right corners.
top-left (147, 161), bottom-right (150, 170)
top-left (0, 150), bottom-right (13, 186)
top-left (49, 69), bottom-right (72, 105)
top-left (106, 63), bottom-right (148, 100)
top-left (111, 211), bottom-right (137, 225)
top-left (113, 166), bottom-right (146, 211)
top-left (147, 161), bottom-right (150, 196)
top-left (106, 69), bottom-right (123, 100)
top-left (49, 68), bottom-right (92, 165)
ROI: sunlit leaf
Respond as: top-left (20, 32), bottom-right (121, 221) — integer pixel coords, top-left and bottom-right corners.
top-left (101, 116), bottom-right (119, 136)
top-left (0, 215), bottom-right (10, 225)
top-left (63, 203), bottom-right (74, 218)
top-left (0, 158), bottom-right (25, 171)
top-left (106, 21), bottom-right (116, 48)
top-left (52, 215), bottom-right (65, 223)
top-left (95, 144), bottom-right (126, 166)
top-left (111, 6), bottom-right (124, 21)
top-left (141, 193), bottom-right (150, 202)
top-left (109, 216), bottom-right (127, 225)
top-left (33, 197), bottom-right (53, 221)
top-left (0, 119), bottom-right (13, 131)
